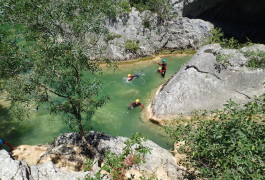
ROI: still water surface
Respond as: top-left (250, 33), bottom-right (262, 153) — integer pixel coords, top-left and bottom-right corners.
top-left (0, 55), bottom-right (190, 149)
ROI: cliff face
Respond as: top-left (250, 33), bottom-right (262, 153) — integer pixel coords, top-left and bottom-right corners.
top-left (90, 8), bottom-right (212, 61)
top-left (150, 44), bottom-right (265, 121)
top-left (172, 0), bottom-right (265, 43)
top-left (0, 132), bottom-right (186, 180)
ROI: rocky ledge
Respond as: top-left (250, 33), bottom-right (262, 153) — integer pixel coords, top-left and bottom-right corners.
top-left (0, 132), bottom-right (186, 180)
top-left (150, 44), bottom-right (265, 122)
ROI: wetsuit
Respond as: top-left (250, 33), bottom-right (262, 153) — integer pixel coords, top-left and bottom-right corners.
top-left (129, 102), bottom-right (144, 109)
top-left (157, 63), bottom-right (167, 77)
top-left (128, 75), bottom-right (139, 81)
top-left (0, 139), bottom-right (13, 151)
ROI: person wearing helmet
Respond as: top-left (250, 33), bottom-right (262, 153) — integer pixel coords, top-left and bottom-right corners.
top-left (157, 59), bottom-right (167, 77)
top-left (129, 99), bottom-right (144, 109)
top-left (127, 73), bottom-right (139, 81)
top-left (0, 139), bottom-right (13, 152)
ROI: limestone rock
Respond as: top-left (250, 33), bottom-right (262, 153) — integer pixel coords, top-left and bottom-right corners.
top-left (3, 132), bottom-right (187, 179)
top-left (0, 150), bottom-right (88, 180)
top-left (151, 44), bottom-right (265, 121)
top-left (89, 8), bottom-right (212, 61)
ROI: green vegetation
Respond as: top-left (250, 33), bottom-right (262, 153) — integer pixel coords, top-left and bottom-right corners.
top-left (117, 0), bottom-right (132, 13)
top-left (85, 133), bottom-right (153, 180)
top-left (208, 28), bottom-right (253, 49)
top-left (105, 32), bottom-right (122, 42)
top-left (128, 0), bottom-right (173, 18)
top-left (164, 95), bottom-right (265, 179)
top-left (125, 40), bottom-right (140, 53)
top-left (243, 50), bottom-right (265, 69)
top-left (216, 52), bottom-right (233, 68)
top-left (1, 0), bottom-right (120, 156)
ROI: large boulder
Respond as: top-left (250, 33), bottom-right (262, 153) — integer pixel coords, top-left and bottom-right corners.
top-left (2, 132), bottom-right (187, 180)
top-left (150, 44), bottom-right (265, 121)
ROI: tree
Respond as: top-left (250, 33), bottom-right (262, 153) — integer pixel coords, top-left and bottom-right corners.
top-left (1, 0), bottom-right (118, 156)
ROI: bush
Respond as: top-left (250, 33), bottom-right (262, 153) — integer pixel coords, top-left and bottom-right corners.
top-left (85, 133), bottom-right (152, 180)
top-left (243, 50), bottom-right (265, 69)
top-left (128, 0), bottom-right (173, 17)
top-left (164, 95), bottom-right (265, 179)
top-left (117, 0), bottom-right (131, 13)
top-left (105, 32), bottom-right (122, 42)
top-left (208, 28), bottom-right (253, 49)
top-left (124, 40), bottom-right (139, 53)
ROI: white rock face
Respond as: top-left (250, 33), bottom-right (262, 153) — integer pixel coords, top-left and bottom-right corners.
top-left (151, 44), bottom-right (265, 120)
top-left (89, 7), bottom-right (212, 60)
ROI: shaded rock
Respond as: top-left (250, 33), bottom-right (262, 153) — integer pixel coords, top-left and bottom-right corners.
top-left (150, 44), bottom-right (265, 121)
top-left (172, 0), bottom-right (265, 43)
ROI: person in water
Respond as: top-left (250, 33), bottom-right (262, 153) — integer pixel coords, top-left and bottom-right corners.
top-left (129, 99), bottom-right (144, 109)
top-left (128, 74), bottom-right (139, 81)
top-left (0, 139), bottom-right (13, 152)
top-left (157, 59), bottom-right (167, 77)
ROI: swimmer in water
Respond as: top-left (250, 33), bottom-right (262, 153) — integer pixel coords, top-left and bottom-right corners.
top-left (127, 74), bottom-right (139, 81)
top-left (157, 59), bottom-right (167, 77)
top-left (128, 99), bottom-right (144, 109)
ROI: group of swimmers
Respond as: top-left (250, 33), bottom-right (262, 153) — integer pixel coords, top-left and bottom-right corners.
top-left (128, 59), bottom-right (167, 110)
top-left (0, 59), bottom-right (167, 152)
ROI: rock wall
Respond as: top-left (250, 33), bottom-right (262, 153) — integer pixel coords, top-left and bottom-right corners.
top-left (171, 0), bottom-right (265, 43)
top-left (0, 132), bottom-right (187, 180)
top-left (88, 7), bottom-right (212, 61)
top-left (150, 44), bottom-right (265, 121)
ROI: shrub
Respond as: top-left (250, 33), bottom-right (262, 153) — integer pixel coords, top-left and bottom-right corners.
top-left (124, 39), bottom-right (139, 53)
top-left (105, 32), bottom-right (122, 42)
top-left (85, 133), bottom-right (152, 180)
top-left (243, 50), bottom-right (265, 69)
top-left (164, 94), bottom-right (265, 179)
top-left (208, 28), bottom-right (253, 49)
top-left (117, 0), bottom-right (131, 13)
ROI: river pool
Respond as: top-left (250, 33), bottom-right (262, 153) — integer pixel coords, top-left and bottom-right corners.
top-left (0, 55), bottom-right (191, 149)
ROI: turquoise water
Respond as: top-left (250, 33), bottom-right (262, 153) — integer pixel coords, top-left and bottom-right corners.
top-left (0, 55), bottom-right (190, 149)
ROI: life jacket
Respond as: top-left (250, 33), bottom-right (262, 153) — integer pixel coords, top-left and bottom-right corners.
top-left (131, 102), bottom-right (141, 108)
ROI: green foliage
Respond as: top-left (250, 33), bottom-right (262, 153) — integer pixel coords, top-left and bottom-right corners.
top-left (0, 0), bottom-right (120, 137)
top-left (208, 28), bottom-right (253, 49)
top-left (243, 50), bottom-right (265, 69)
top-left (128, 0), bottom-right (173, 18)
top-left (117, 0), bottom-right (132, 13)
top-left (215, 52), bottom-right (233, 68)
top-left (125, 40), bottom-right (140, 53)
top-left (164, 95), bottom-right (265, 179)
top-left (85, 133), bottom-right (152, 180)
top-left (105, 32), bottom-right (122, 42)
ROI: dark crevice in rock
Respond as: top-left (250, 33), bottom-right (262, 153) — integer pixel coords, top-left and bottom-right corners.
top-left (233, 90), bottom-right (251, 99)
top-left (185, 65), bottom-right (222, 80)
top-left (183, 0), bottom-right (265, 44)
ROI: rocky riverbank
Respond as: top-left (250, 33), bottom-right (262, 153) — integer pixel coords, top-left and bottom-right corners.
top-left (150, 44), bottom-right (265, 122)
top-left (0, 132), bottom-right (187, 180)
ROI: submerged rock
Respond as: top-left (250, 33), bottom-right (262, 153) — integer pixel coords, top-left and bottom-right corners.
top-left (1, 132), bottom-right (187, 180)
top-left (150, 44), bottom-right (265, 121)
